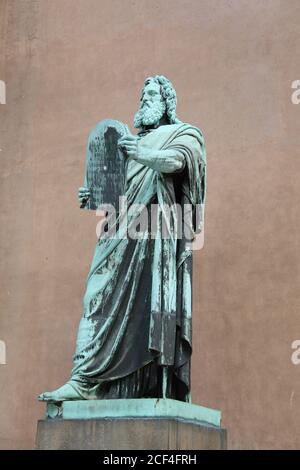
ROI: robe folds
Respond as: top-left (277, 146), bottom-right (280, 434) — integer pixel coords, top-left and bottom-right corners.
top-left (68, 122), bottom-right (206, 402)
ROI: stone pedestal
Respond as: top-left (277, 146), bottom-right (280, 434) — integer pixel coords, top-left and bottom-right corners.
top-left (36, 399), bottom-right (227, 450)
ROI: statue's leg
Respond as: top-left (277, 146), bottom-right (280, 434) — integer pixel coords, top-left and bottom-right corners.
top-left (162, 366), bottom-right (174, 399)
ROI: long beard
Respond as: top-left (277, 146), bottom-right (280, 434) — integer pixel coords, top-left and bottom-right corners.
top-left (133, 100), bottom-right (166, 129)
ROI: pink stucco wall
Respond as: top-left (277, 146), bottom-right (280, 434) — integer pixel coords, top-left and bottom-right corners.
top-left (0, 0), bottom-right (300, 449)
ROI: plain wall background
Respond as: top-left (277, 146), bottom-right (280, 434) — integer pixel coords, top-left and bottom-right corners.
top-left (0, 0), bottom-right (300, 449)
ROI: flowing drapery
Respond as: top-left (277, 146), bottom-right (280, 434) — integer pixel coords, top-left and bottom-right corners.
top-left (68, 123), bottom-right (206, 401)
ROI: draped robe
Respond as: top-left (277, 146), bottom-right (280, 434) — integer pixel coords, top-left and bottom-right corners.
top-left (68, 122), bottom-right (206, 402)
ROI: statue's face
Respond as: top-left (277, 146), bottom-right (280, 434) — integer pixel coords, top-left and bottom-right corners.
top-left (141, 81), bottom-right (162, 108)
top-left (134, 80), bottom-right (167, 129)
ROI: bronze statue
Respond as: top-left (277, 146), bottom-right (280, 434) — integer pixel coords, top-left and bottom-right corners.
top-left (38, 75), bottom-right (206, 403)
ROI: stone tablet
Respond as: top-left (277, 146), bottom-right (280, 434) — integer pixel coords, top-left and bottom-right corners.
top-left (83, 119), bottom-right (130, 210)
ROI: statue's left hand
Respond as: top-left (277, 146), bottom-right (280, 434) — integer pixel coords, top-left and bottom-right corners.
top-left (118, 134), bottom-right (139, 160)
top-left (78, 186), bottom-right (90, 208)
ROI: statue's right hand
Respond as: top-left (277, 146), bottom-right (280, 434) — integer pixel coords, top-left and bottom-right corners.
top-left (78, 187), bottom-right (90, 208)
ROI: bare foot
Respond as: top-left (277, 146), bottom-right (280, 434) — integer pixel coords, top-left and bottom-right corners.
top-left (38, 383), bottom-right (83, 402)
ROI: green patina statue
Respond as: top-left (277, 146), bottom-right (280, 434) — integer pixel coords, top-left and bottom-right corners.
top-left (38, 75), bottom-right (206, 403)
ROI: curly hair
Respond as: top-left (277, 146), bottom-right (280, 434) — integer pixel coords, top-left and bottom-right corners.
top-left (141, 75), bottom-right (181, 124)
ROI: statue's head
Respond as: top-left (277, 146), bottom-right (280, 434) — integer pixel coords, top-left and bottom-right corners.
top-left (134, 75), bottom-right (180, 129)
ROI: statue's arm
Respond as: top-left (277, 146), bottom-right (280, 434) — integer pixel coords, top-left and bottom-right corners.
top-left (132, 148), bottom-right (185, 173)
top-left (118, 134), bottom-right (185, 173)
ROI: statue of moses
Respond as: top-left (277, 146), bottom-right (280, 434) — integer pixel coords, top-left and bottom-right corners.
top-left (38, 75), bottom-right (206, 403)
